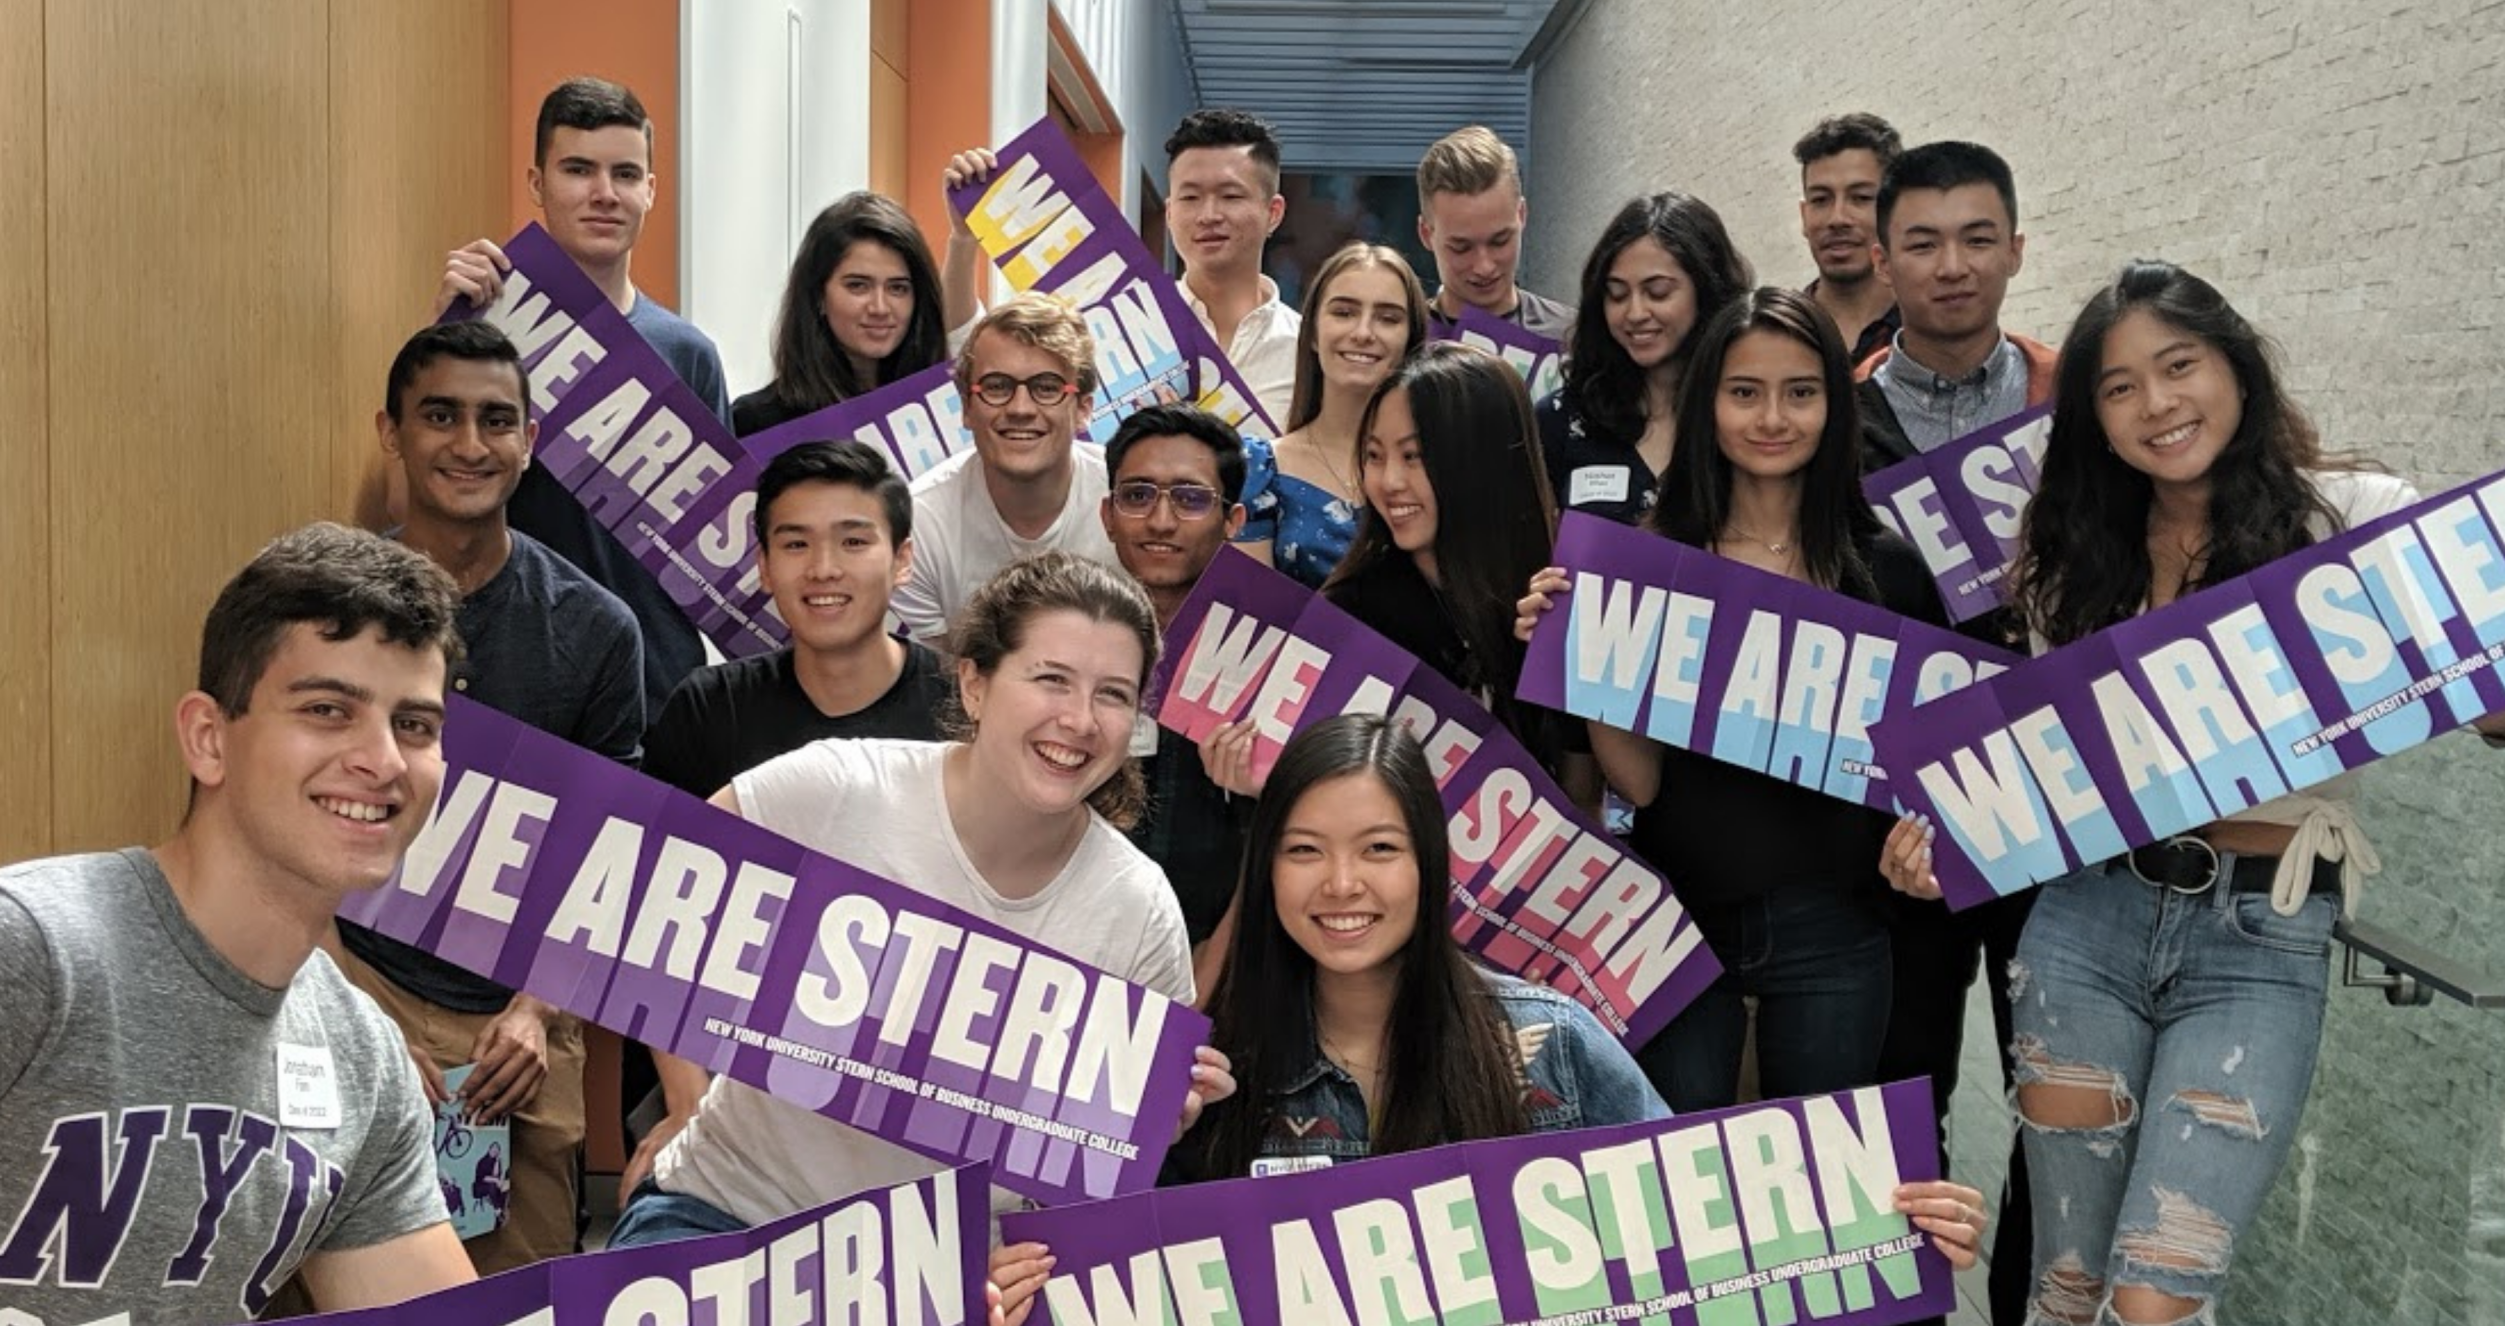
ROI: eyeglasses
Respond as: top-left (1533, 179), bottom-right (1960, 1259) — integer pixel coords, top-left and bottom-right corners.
top-left (1111, 480), bottom-right (1223, 520)
top-left (970, 372), bottom-right (1080, 408)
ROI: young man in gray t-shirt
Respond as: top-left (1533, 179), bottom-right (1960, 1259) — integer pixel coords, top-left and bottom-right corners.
top-left (0, 525), bottom-right (475, 1321)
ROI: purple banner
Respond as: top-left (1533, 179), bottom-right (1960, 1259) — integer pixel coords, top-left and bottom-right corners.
top-left (1432, 305), bottom-right (1564, 402)
top-left (338, 697), bottom-right (1208, 1205)
top-left (1155, 549), bottom-right (1719, 1044)
top-left (1859, 406), bottom-right (2051, 623)
top-left (1520, 512), bottom-right (2021, 812)
top-left (949, 118), bottom-right (1280, 439)
top-left (1871, 470), bottom-right (2505, 908)
top-left (445, 224), bottom-right (778, 656)
top-left (299, 1165), bottom-right (987, 1325)
top-left (1004, 1080), bottom-right (1955, 1326)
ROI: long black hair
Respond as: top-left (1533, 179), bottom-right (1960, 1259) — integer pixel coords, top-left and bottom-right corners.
top-left (1324, 342), bottom-right (1557, 736)
top-left (2011, 261), bottom-right (2350, 646)
top-left (1190, 716), bottom-right (1529, 1177)
top-left (764, 192), bottom-right (949, 416)
top-left (1560, 191), bottom-right (1753, 445)
top-left (1648, 288), bottom-right (1882, 597)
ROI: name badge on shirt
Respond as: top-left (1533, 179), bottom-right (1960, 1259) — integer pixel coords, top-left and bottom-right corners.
top-left (1128, 714), bottom-right (1160, 758)
top-left (276, 1043), bottom-right (341, 1129)
top-left (1251, 1155), bottom-right (1334, 1178)
top-left (1568, 465), bottom-right (1631, 507)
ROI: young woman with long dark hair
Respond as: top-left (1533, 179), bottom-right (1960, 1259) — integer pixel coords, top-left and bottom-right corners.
top-left (731, 192), bottom-right (951, 436)
top-left (1536, 191), bottom-right (1753, 526)
top-left (1519, 287), bottom-right (1941, 1111)
top-left (988, 716), bottom-right (1991, 1321)
top-left (1882, 260), bottom-right (2505, 1325)
top-left (1234, 242), bottom-right (1430, 586)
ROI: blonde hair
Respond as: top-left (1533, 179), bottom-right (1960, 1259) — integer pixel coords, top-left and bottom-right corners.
top-left (954, 291), bottom-right (1100, 397)
top-left (1416, 126), bottom-right (1519, 203)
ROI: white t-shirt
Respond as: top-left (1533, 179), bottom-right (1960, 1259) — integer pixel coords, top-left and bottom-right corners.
top-left (1185, 276), bottom-right (1301, 431)
top-left (888, 445), bottom-right (1120, 643)
top-left (653, 739), bottom-right (1194, 1226)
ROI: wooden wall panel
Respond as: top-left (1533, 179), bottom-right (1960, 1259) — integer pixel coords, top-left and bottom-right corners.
top-left (0, 0), bottom-right (49, 863)
top-left (904, 0), bottom-right (991, 259)
top-left (45, 0), bottom-right (335, 852)
top-left (327, 1), bottom-right (509, 522)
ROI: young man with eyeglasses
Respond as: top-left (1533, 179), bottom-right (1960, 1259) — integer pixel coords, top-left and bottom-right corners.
top-left (1097, 404), bottom-right (1251, 998)
top-left (889, 293), bottom-right (1121, 642)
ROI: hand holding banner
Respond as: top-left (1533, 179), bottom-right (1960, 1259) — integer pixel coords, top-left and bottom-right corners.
top-left (1872, 470), bottom-right (2505, 908)
top-left (1859, 406), bottom-right (2050, 623)
top-left (1003, 1081), bottom-right (1957, 1326)
top-left (1520, 512), bottom-right (2021, 811)
top-left (339, 697), bottom-right (1208, 1206)
top-left (1157, 549), bottom-right (1720, 1044)
top-left (298, 1165), bottom-right (987, 1325)
top-left (948, 117), bottom-right (1280, 438)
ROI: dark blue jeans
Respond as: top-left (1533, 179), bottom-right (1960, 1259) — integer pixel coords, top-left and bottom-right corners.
top-left (1637, 888), bottom-right (1894, 1112)
top-left (607, 1177), bottom-right (749, 1249)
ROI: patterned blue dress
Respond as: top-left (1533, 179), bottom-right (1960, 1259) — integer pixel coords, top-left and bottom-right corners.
top-left (1235, 435), bottom-right (1360, 589)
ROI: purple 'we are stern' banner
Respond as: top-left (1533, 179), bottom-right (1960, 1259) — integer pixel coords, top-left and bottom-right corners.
top-left (298, 1165), bottom-right (987, 1325)
top-left (948, 117), bottom-right (1280, 438)
top-left (1520, 512), bottom-right (2021, 811)
top-left (1871, 470), bottom-right (2505, 909)
top-left (338, 697), bottom-right (1208, 1205)
top-left (1154, 550), bottom-right (1720, 1045)
top-left (1860, 406), bottom-right (2051, 623)
top-left (1003, 1080), bottom-right (1955, 1326)
top-left (1432, 305), bottom-right (1564, 402)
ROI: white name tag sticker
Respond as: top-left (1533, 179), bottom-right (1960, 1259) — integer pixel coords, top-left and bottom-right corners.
top-left (1568, 465), bottom-right (1631, 506)
top-left (1128, 714), bottom-right (1160, 758)
top-left (276, 1043), bottom-right (341, 1129)
top-left (1251, 1155), bottom-right (1335, 1178)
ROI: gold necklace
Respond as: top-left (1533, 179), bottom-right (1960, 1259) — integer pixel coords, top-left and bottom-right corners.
top-left (1723, 527), bottom-right (1797, 557)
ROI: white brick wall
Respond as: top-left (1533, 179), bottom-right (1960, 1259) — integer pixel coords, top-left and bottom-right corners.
top-left (1528, 5), bottom-right (2505, 1321)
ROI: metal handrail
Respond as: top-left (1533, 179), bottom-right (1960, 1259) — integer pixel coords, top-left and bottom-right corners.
top-left (2336, 916), bottom-right (2505, 1009)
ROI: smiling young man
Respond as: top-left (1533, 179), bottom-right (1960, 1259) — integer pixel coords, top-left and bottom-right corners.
top-left (1857, 140), bottom-right (2056, 470)
top-left (1165, 109), bottom-right (1300, 426)
top-left (1855, 138), bottom-right (2049, 1326)
top-left (618, 439), bottom-right (955, 1197)
top-left (326, 320), bottom-right (644, 1279)
top-left (1097, 404), bottom-right (1251, 990)
top-left (1794, 113), bottom-right (1903, 365)
top-left (1417, 126), bottom-right (1575, 342)
top-left (0, 525), bottom-right (476, 1320)
top-left (889, 293), bottom-right (1119, 642)
top-left (362, 77), bottom-right (730, 725)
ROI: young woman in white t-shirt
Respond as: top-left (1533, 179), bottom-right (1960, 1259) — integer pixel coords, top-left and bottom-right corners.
top-left (1881, 261), bottom-right (2505, 1325)
top-left (609, 551), bottom-right (1233, 1250)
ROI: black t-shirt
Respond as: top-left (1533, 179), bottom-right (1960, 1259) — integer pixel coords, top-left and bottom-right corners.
top-left (1128, 726), bottom-right (1249, 946)
top-left (642, 641), bottom-right (953, 799)
top-left (1536, 388), bottom-right (1658, 527)
top-left (731, 387), bottom-right (820, 439)
top-left (1627, 528), bottom-right (1946, 912)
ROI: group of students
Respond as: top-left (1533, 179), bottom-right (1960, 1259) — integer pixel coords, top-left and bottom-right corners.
top-left (3, 70), bottom-right (2500, 1326)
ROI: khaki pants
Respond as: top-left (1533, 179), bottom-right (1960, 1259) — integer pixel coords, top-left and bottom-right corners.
top-left (334, 947), bottom-right (586, 1277)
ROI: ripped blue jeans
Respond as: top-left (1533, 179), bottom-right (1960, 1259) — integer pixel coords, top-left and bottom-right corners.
top-left (2009, 856), bottom-right (2335, 1324)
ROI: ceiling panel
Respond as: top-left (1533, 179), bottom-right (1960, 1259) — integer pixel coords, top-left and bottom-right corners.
top-left (1170, 0), bottom-right (1566, 175)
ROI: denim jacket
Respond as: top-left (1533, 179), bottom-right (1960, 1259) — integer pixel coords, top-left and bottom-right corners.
top-left (1235, 974), bottom-right (1670, 1173)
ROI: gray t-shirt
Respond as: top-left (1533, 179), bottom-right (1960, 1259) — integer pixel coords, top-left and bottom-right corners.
top-left (0, 850), bottom-right (442, 1324)
top-left (654, 739), bottom-right (1194, 1227)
